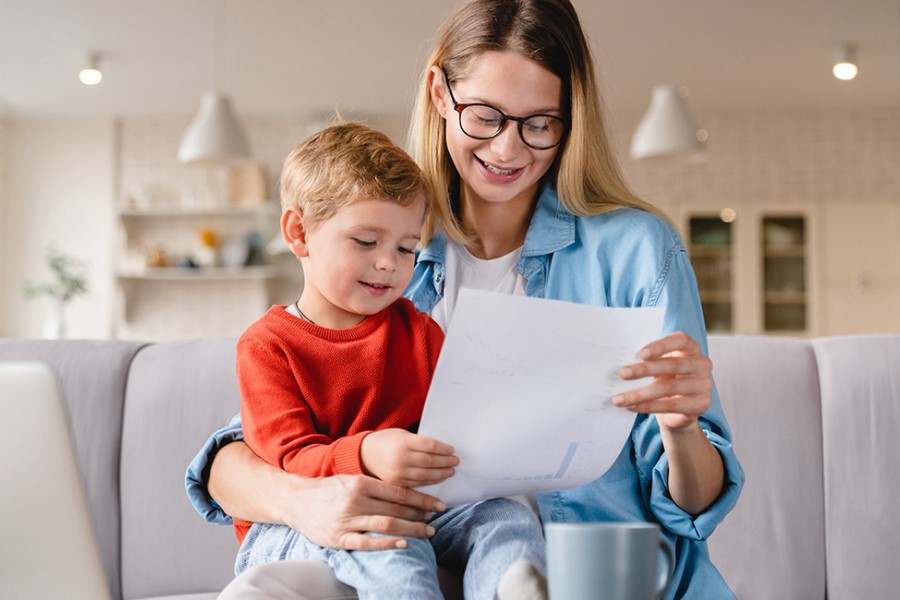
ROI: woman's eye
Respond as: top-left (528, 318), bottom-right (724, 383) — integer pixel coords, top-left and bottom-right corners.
top-left (353, 238), bottom-right (376, 248)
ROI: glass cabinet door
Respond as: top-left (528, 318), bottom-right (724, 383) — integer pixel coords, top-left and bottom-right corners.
top-left (688, 217), bottom-right (734, 333)
top-left (761, 216), bottom-right (807, 332)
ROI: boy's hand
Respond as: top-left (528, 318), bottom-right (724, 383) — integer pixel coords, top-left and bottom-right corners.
top-left (360, 429), bottom-right (459, 488)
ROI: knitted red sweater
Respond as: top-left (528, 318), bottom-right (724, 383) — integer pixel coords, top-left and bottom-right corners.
top-left (233, 298), bottom-right (444, 541)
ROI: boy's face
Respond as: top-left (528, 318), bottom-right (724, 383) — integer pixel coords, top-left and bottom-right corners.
top-left (299, 194), bottom-right (426, 329)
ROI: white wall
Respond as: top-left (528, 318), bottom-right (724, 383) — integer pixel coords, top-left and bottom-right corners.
top-left (0, 118), bottom-right (115, 338)
top-left (0, 119), bottom-right (9, 330)
top-left (1, 108), bottom-right (899, 339)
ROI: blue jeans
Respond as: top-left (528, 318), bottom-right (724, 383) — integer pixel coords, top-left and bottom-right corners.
top-left (236, 498), bottom-right (546, 600)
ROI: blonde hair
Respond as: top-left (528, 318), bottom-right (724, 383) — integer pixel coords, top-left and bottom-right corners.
top-left (409, 0), bottom-right (665, 244)
top-left (281, 122), bottom-right (429, 231)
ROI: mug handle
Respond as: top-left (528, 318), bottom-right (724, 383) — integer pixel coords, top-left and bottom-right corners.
top-left (655, 539), bottom-right (675, 599)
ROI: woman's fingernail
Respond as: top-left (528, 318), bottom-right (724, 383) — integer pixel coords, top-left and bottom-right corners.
top-left (434, 501), bottom-right (446, 512)
top-left (621, 367), bottom-right (634, 378)
top-left (426, 525), bottom-right (436, 537)
top-left (640, 348), bottom-right (652, 359)
top-left (612, 395), bottom-right (625, 406)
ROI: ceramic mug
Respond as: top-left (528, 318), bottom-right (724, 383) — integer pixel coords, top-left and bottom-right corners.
top-left (545, 522), bottom-right (674, 600)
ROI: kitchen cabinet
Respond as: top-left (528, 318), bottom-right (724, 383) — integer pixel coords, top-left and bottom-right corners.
top-left (683, 206), bottom-right (814, 335)
top-left (819, 202), bottom-right (900, 334)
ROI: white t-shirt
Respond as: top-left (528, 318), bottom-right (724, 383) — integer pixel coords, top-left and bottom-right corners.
top-left (430, 241), bottom-right (528, 332)
top-left (429, 240), bottom-right (538, 514)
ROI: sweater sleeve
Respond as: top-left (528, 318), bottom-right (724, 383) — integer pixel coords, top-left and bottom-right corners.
top-left (238, 339), bottom-right (369, 477)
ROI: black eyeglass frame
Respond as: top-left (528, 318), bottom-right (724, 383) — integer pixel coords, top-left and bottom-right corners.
top-left (441, 68), bottom-right (568, 151)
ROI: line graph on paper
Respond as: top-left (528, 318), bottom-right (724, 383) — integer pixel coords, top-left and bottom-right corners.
top-left (455, 440), bottom-right (593, 482)
top-left (416, 289), bottom-right (662, 505)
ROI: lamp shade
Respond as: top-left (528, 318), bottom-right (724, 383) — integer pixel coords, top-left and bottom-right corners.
top-left (630, 85), bottom-right (703, 160)
top-left (177, 91), bottom-right (250, 165)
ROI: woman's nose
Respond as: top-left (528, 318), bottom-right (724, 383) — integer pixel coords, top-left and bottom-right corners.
top-left (489, 120), bottom-right (522, 161)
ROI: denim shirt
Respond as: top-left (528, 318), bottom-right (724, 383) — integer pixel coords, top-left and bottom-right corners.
top-left (186, 182), bottom-right (744, 598)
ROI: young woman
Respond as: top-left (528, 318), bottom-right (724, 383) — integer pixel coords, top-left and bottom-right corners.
top-left (187, 1), bottom-right (744, 597)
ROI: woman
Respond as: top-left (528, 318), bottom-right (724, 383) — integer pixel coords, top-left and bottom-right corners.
top-left (186, 0), bottom-right (744, 597)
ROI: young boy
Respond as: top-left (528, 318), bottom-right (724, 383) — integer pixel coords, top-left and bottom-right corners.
top-left (234, 123), bottom-right (546, 599)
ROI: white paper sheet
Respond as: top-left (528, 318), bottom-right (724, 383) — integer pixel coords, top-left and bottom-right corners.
top-left (416, 288), bottom-right (664, 505)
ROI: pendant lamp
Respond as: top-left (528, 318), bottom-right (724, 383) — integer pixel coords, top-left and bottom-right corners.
top-left (630, 85), bottom-right (703, 160)
top-left (177, 0), bottom-right (249, 165)
top-left (178, 91), bottom-right (249, 164)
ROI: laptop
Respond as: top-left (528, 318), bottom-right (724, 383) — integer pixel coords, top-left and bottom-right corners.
top-left (0, 361), bottom-right (112, 600)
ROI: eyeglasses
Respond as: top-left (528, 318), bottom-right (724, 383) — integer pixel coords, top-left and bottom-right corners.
top-left (442, 69), bottom-right (567, 150)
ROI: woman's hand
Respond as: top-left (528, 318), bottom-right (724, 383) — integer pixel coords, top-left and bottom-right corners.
top-left (612, 331), bottom-right (725, 515)
top-left (360, 429), bottom-right (459, 487)
top-left (209, 441), bottom-right (448, 551)
top-left (280, 473), bottom-right (447, 550)
top-left (613, 330), bottom-right (713, 430)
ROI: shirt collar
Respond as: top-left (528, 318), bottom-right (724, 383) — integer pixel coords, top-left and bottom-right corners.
top-left (418, 180), bottom-right (575, 262)
top-left (521, 180), bottom-right (576, 257)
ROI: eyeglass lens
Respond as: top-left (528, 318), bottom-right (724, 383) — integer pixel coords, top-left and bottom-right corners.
top-left (459, 105), bottom-right (565, 149)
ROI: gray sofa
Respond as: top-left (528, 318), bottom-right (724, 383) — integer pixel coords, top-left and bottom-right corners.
top-left (0, 333), bottom-right (898, 599)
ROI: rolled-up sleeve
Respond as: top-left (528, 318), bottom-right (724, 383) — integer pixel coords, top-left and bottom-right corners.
top-left (184, 412), bottom-right (245, 525)
top-left (639, 242), bottom-right (746, 539)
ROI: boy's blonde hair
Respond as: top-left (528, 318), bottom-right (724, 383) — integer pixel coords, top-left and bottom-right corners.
top-left (281, 122), bottom-right (429, 231)
top-left (409, 0), bottom-right (667, 245)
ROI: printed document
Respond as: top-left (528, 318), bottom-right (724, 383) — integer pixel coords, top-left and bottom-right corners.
top-left (417, 288), bottom-right (664, 505)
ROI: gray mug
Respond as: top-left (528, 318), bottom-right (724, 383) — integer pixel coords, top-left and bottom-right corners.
top-left (545, 522), bottom-right (674, 600)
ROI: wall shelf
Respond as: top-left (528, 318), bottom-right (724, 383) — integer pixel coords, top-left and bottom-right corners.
top-left (117, 266), bottom-right (279, 281)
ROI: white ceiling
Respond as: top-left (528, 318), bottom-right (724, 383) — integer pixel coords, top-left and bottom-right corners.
top-left (1, 0), bottom-right (898, 120)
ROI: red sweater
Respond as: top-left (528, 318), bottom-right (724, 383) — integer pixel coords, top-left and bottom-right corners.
top-left (234, 299), bottom-right (444, 540)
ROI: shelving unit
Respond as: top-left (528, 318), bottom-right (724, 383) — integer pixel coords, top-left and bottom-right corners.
top-left (113, 201), bottom-right (298, 340)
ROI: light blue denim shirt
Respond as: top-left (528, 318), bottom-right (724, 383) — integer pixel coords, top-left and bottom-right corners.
top-left (186, 181), bottom-right (744, 598)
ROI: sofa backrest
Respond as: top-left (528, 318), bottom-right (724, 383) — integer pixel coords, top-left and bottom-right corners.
top-left (812, 335), bottom-right (900, 598)
top-left (707, 335), bottom-right (826, 600)
top-left (0, 338), bottom-right (146, 600)
top-left (119, 338), bottom-right (240, 599)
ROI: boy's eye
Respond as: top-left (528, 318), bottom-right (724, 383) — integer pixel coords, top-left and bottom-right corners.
top-left (397, 246), bottom-right (415, 255)
top-left (353, 238), bottom-right (375, 248)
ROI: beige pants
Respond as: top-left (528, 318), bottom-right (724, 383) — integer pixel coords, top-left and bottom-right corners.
top-left (218, 561), bottom-right (356, 600)
top-left (218, 560), bottom-right (464, 600)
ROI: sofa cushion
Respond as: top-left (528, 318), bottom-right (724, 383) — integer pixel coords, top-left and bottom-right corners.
top-left (813, 334), bottom-right (900, 599)
top-left (0, 338), bottom-right (146, 600)
top-left (706, 335), bottom-right (825, 600)
top-left (120, 338), bottom-right (241, 599)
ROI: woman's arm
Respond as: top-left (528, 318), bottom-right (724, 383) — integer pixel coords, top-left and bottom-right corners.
top-left (209, 441), bottom-right (447, 550)
top-left (614, 331), bottom-right (725, 515)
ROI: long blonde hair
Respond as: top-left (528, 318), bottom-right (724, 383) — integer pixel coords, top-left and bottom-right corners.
top-left (409, 0), bottom-right (664, 244)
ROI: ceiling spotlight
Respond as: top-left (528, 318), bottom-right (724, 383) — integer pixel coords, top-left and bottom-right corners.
top-left (832, 44), bottom-right (858, 81)
top-left (78, 54), bottom-right (103, 86)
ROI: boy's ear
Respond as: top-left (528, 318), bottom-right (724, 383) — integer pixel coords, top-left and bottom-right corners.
top-left (281, 207), bottom-right (310, 258)
top-left (427, 66), bottom-right (450, 118)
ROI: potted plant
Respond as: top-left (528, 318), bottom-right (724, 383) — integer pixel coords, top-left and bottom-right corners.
top-left (24, 247), bottom-right (89, 338)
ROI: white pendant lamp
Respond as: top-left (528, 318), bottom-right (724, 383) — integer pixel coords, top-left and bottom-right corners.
top-left (178, 91), bottom-right (249, 164)
top-left (630, 85), bottom-right (703, 160)
top-left (177, 0), bottom-right (249, 165)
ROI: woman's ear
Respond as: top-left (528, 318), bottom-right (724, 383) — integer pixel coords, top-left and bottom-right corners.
top-left (281, 207), bottom-right (309, 258)
top-left (427, 65), bottom-right (450, 118)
